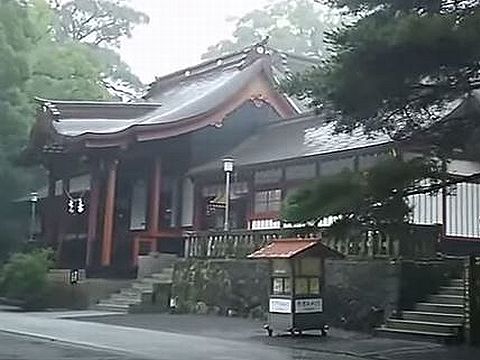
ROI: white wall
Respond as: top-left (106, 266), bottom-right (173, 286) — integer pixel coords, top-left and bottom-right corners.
top-left (181, 178), bottom-right (194, 227)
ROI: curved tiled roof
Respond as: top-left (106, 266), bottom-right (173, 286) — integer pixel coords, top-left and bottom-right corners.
top-left (36, 43), bottom-right (317, 140)
top-left (189, 113), bottom-right (392, 174)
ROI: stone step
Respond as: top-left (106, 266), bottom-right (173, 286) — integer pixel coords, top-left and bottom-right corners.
top-left (119, 288), bottom-right (143, 296)
top-left (110, 293), bottom-right (142, 302)
top-left (449, 279), bottom-right (465, 287)
top-left (94, 302), bottom-right (130, 313)
top-left (376, 326), bottom-right (459, 343)
top-left (102, 297), bottom-right (142, 305)
top-left (132, 282), bottom-right (155, 290)
top-left (386, 319), bottom-right (462, 335)
top-left (415, 302), bottom-right (464, 315)
top-left (438, 286), bottom-right (464, 296)
top-left (428, 294), bottom-right (464, 305)
top-left (402, 311), bottom-right (464, 324)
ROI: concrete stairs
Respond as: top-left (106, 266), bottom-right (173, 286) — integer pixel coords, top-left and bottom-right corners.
top-left (376, 278), bottom-right (465, 343)
top-left (94, 254), bottom-right (177, 313)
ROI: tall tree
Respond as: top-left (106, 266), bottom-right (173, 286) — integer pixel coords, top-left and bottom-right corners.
top-left (52, 0), bottom-right (149, 47)
top-left (0, 0), bottom-right (146, 258)
top-left (203, 0), bottom-right (344, 60)
top-left (26, 0), bottom-right (111, 100)
top-left (50, 0), bottom-right (149, 98)
top-left (282, 158), bottom-right (442, 244)
top-left (287, 0), bottom-right (480, 144)
top-left (0, 0), bottom-right (38, 258)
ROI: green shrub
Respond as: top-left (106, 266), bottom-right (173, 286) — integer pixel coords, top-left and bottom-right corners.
top-left (0, 249), bottom-right (53, 309)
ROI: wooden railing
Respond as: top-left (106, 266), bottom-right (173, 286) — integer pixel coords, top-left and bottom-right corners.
top-left (184, 229), bottom-right (284, 259)
top-left (183, 225), bottom-right (439, 259)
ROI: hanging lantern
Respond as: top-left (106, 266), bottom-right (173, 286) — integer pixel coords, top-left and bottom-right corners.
top-left (76, 198), bottom-right (86, 214)
top-left (67, 197), bottom-right (86, 214)
top-left (67, 199), bottom-right (76, 214)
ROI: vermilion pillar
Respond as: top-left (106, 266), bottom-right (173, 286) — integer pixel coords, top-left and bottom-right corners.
top-left (101, 160), bottom-right (118, 266)
top-left (148, 157), bottom-right (162, 235)
top-left (86, 167), bottom-right (101, 267)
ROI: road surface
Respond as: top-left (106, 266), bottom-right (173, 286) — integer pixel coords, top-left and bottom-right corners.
top-left (0, 332), bottom-right (146, 360)
top-left (1, 310), bottom-right (479, 360)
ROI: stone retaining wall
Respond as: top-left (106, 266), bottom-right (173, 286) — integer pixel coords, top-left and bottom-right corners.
top-left (171, 259), bottom-right (269, 318)
top-left (323, 259), bottom-right (401, 331)
top-left (170, 258), bottom-right (461, 331)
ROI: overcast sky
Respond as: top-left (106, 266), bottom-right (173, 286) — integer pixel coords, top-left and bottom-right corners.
top-left (120, 0), bottom-right (271, 83)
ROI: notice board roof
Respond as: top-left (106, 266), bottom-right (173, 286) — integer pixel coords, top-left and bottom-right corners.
top-left (247, 239), bottom-right (343, 259)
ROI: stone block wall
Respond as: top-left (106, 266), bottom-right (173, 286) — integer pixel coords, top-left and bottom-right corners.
top-left (323, 259), bottom-right (401, 331)
top-left (169, 257), bottom-right (462, 332)
top-left (171, 259), bottom-right (269, 318)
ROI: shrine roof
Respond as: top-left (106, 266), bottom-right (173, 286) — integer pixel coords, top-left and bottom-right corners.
top-left (247, 239), bottom-right (342, 259)
top-left (36, 44), bottom-right (316, 140)
top-left (189, 113), bottom-right (392, 174)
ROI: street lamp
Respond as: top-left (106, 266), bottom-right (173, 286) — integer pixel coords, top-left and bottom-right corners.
top-left (223, 157), bottom-right (234, 231)
top-left (29, 191), bottom-right (39, 243)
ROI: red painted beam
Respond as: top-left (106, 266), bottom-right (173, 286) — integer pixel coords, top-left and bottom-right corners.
top-left (101, 160), bottom-right (118, 266)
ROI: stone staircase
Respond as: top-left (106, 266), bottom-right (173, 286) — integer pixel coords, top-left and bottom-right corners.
top-left (94, 254), bottom-right (177, 313)
top-left (377, 278), bottom-right (466, 343)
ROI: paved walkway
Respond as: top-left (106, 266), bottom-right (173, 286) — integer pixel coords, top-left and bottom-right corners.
top-left (1, 310), bottom-right (480, 360)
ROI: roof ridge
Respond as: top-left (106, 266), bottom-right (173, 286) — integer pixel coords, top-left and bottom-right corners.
top-left (145, 46), bottom-right (253, 90)
top-left (145, 39), bottom-right (310, 98)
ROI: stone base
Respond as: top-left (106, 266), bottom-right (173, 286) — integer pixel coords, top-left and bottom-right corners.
top-left (171, 259), bottom-right (269, 318)
top-left (46, 270), bottom-right (133, 309)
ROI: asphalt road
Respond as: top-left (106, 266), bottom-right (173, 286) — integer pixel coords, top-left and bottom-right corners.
top-left (1, 311), bottom-right (480, 360)
top-left (0, 311), bottom-right (358, 360)
top-left (0, 332), bottom-right (147, 360)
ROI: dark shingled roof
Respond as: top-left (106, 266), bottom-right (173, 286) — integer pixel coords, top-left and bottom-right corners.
top-left (38, 44), bottom-right (317, 139)
top-left (189, 113), bottom-right (392, 174)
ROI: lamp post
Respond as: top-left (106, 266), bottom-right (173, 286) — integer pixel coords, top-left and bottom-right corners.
top-left (223, 157), bottom-right (234, 232)
top-left (29, 191), bottom-right (39, 243)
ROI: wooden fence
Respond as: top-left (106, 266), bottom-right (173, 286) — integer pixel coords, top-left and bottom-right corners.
top-left (184, 225), bottom-right (438, 259)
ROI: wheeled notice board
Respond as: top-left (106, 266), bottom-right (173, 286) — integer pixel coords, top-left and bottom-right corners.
top-left (248, 238), bottom-right (342, 336)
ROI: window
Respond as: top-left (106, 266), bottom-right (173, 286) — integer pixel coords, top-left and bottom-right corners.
top-left (295, 277), bottom-right (320, 295)
top-left (254, 189), bottom-right (282, 213)
top-left (272, 277), bottom-right (291, 295)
